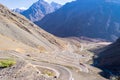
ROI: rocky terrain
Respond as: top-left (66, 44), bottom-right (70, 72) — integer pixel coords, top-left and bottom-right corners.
top-left (36, 0), bottom-right (120, 41)
top-left (21, 0), bottom-right (61, 22)
top-left (0, 3), bottom-right (111, 80)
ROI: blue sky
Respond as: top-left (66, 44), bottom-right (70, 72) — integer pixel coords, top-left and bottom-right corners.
top-left (0, 0), bottom-right (74, 9)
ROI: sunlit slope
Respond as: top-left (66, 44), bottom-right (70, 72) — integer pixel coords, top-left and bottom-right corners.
top-left (0, 4), bottom-right (66, 53)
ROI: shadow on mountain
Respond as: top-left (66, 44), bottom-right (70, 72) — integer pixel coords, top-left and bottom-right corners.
top-left (92, 38), bottom-right (120, 79)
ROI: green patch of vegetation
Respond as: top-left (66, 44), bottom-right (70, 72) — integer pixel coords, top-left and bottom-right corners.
top-left (65, 65), bottom-right (74, 70)
top-left (0, 59), bottom-right (16, 68)
top-left (43, 70), bottom-right (55, 76)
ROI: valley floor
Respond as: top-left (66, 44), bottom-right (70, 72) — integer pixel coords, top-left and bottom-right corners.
top-left (0, 41), bottom-right (110, 80)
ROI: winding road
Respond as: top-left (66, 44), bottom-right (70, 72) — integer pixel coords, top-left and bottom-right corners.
top-left (8, 51), bottom-right (74, 80)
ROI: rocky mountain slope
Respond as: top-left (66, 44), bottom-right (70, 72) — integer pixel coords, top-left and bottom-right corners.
top-left (21, 0), bottom-right (61, 22)
top-left (36, 0), bottom-right (120, 41)
top-left (0, 3), bottom-right (68, 53)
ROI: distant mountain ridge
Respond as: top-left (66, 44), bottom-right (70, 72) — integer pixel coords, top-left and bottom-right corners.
top-left (35, 0), bottom-right (120, 41)
top-left (21, 0), bottom-right (61, 22)
top-left (12, 8), bottom-right (26, 13)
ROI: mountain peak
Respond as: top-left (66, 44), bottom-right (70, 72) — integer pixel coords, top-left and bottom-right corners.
top-left (21, 0), bottom-right (61, 22)
top-left (51, 1), bottom-right (61, 4)
top-left (37, 0), bottom-right (46, 3)
top-left (51, 1), bottom-right (62, 10)
top-left (38, 0), bottom-right (44, 1)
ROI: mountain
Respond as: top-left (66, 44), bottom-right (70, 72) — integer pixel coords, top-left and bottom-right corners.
top-left (21, 0), bottom-right (61, 22)
top-left (36, 0), bottom-right (120, 41)
top-left (95, 38), bottom-right (120, 76)
top-left (12, 8), bottom-right (26, 13)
